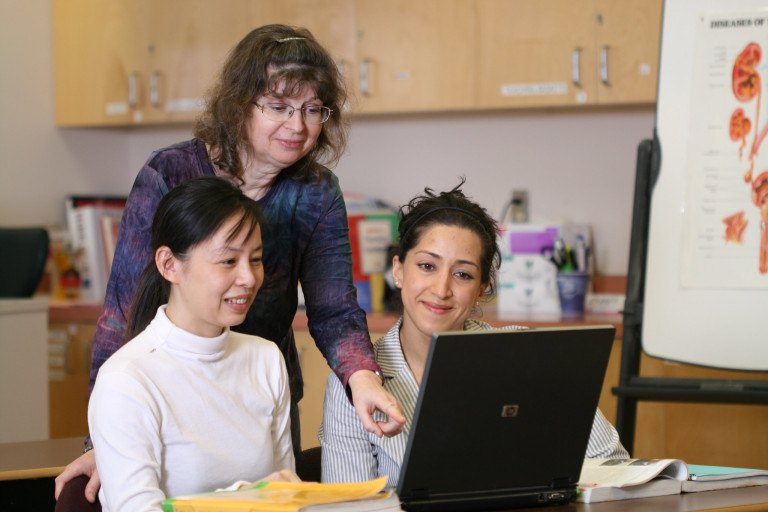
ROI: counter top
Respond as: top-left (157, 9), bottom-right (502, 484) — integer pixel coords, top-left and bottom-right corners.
top-left (293, 309), bottom-right (623, 338)
top-left (48, 301), bottom-right (623, 338)
top-left (0, 296), bottom-right (50, 314)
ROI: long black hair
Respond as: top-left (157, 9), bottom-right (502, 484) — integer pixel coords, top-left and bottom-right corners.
top-left (125, 176), bottom-right (266, 340)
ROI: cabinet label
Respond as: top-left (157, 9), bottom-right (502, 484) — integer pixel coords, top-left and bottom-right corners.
top-left (105, 102), bottom-right (129, 115)
top-left (166, 98), bottom-right (206, 112)
top-left (500, 82), bottom-right (567, 97)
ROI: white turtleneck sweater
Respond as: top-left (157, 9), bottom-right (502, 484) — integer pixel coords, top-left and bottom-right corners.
top-left (89, 306), bottom-right (294, 512)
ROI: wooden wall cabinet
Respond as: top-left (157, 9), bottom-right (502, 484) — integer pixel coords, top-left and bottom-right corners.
top-left (53, 0), bottom-right (661, 126)
top-left (475, 0), bottom-right (662, 109)
top-left (53, 0), bottom-right (252, 126)
top-left (592, 0), bottom-right (663, 105)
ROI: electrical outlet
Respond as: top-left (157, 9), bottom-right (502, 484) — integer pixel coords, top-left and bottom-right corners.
top-left (511, 190), bottom-right (528, 222)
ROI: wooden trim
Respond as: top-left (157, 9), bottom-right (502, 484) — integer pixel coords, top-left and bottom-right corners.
top-left (592, 274), bottom-right (627, 294)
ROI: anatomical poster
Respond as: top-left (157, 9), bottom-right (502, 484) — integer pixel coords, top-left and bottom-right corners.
top-left (680, 8), bottom-right (768, 288)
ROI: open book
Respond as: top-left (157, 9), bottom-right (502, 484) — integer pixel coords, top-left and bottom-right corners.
top-left (683, 464), bottom-right (768, 492)
top-left (161, 477), bottom-right (403, 512)
top-left (576, 458), bottom-right (688, 503)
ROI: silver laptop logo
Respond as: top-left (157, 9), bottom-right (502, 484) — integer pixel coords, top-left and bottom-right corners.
top-left (501, 404), bottom-right (519, 417)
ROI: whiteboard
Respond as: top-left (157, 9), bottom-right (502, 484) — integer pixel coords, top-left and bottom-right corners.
top-left (644, 0), bottom-right (768, 370)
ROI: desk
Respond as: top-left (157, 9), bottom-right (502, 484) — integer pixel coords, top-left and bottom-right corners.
top-left (0, 297), bottom-right (50, 443)
top-left (2, 438), bottom-right (766, 511)
top-left (0, 437), bottom-right (84, 511)
top-left (511, 486), bottom-right (768, 511)
top-left (0, 436), bottom-right (82, 481)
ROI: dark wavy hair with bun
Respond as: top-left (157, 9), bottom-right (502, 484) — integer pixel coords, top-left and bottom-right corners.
top-left (395, 177), bottom-right (501, 297)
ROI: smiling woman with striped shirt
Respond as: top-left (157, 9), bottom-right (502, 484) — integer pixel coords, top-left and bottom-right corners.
top-left (319, 180), bottom-right (628, 486)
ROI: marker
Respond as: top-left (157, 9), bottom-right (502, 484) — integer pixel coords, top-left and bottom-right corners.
top-left (552, 237), bottom-right (568, 269)
top-left (574, 235), bottom-right (589, 272)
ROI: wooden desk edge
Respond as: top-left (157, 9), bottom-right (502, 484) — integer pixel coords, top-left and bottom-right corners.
top-left (0, 437), bottom-right (83, 482)
top-left (0, 466), bottom-right (66, 481)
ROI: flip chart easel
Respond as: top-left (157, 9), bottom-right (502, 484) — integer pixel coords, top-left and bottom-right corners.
top-left (612, 135), bottom-right (768, 455)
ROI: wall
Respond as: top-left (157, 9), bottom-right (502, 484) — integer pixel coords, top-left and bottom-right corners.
top-left (1, 1), bottom-right (655, 276)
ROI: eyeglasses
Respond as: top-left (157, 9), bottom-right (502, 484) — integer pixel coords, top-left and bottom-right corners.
top-left (253, 102), bottom-right (333, 124)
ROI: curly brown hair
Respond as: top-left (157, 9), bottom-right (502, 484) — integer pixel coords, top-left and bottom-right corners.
top-left (194, 24), bottom-right (349, 182)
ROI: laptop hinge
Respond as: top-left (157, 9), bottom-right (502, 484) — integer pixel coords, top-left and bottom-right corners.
top-left (551, 477), bottom-right (572, 489)
top-left (408, 488), bottom-right (431, 501)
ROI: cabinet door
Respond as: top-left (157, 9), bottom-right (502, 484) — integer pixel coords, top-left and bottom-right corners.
top-left (594, 0), bottom-right (663, 104)
top-left (250, 0), bottom-right (357, 107)
top-left (294, 328), bottom-right (390, 448)
top-left (142, 1), bottom-right (253, 123)
top-left (475, 0), bottom-right (596, 108)
top-left (53, 0), bottom-right (149, 126)
top-left (354, 0), bottom-right (475, 113)
top-left (49, 323), bottom-right (95, 439)
top-left (294, 330), bottom-right (331, 448)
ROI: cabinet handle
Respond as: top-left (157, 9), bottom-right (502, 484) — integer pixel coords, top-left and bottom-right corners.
top-left (128, 72), bottom-right (139, 108)
top-left (150, 71), bottom-right (161, 107)
top-left (62, 335), bottom-right (74, 374)
top-left (571, 48), bottom-right (582, 86)
top-left (360, 58), bottom-right (371, 97)
top-left (600, 46), bottom-right (610, 85)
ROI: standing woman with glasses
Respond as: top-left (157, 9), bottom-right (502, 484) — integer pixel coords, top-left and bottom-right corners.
top-left (55, 24), bottom-right (405, 505)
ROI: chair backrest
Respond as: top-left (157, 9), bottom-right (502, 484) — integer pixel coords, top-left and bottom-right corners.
top-left (54, 475), bottom-right (101, 512)
top-left (296, 446), bottom-right (322, 482)
top-left (0, 227), bottom-right (49, 297)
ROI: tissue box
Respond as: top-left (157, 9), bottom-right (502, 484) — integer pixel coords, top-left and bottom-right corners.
top-left (497, 254), bottom-right (560, 314)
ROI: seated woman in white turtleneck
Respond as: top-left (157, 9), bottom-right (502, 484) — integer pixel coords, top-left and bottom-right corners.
top-left (88, 177), bottom-right (298, 512)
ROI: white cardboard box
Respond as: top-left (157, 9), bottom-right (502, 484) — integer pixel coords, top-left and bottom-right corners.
top-left (497, 254), bottom-right (560, 314)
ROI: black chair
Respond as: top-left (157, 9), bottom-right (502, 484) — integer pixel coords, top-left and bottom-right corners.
top-left (0, 227), bottom-right (49, 297)
top-left (296, 446), bottom-right (322, 482)
top-left (54, 475), bottom-right (101, 512)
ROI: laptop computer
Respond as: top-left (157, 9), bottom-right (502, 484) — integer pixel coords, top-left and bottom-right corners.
top-left (396, 325), bottom-right (615, 511)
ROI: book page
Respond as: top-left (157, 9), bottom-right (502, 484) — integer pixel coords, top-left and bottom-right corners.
top-left (579, 459), bottom-right (689, 487)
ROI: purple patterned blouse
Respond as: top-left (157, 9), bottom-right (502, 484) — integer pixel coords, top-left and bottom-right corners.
top-left (89, 139), bottom-right (379, 404)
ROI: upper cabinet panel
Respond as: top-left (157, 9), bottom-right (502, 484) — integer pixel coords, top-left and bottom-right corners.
top-left (142, 1), bottom-right (254, 123)
top-left (593, 0), bottom-right (663, 104)
top-left (475, 0), bottom-right (596, 108)
top-left (53, 0), bottom-right (251, 126)
top-left (475, 0), bottom-right (662, 109)
top-left (53, 0), bottom-right (149, 126)
top-left (249, 0), bottom-right (358, 109)
top-left (353, 0), bottom-right (475, 114)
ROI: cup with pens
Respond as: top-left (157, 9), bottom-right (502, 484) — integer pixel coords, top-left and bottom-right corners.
top-left (541, 235), bottom-right (590, 316)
